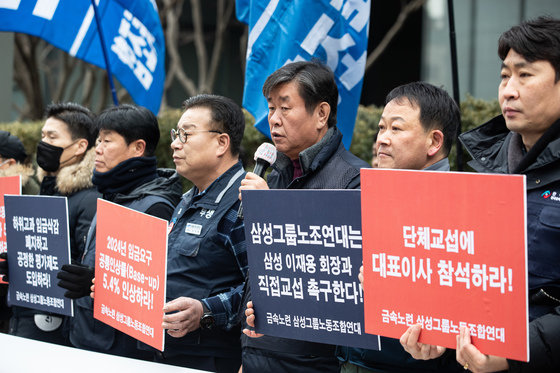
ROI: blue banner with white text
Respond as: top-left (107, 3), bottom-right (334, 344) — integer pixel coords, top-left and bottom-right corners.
top-left (237, 0), bottom-right (371, 149)
top-left (242, 189), bottom-right (380, 349)
top-left (0, 0), bottom-right (164, 114)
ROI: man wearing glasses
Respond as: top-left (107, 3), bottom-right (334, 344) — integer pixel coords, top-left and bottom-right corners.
top-left (158, 94), bottom-right (247, 372)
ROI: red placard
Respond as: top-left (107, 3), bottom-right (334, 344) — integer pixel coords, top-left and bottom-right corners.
top-left (0, 176), bottom-right (21, 284)
top-left (94, 199), bottom-right (168, 351)
top-left (361, 169), bottom-right (528, 362)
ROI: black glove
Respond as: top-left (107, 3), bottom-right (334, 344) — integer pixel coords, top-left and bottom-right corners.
top-left (56, 263), bottom-right (94, 299)
top-left (0, 252), bottom-right (8, 282)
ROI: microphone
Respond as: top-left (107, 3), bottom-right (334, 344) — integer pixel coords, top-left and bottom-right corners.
top-left (238, 143), bottom-right (277, 219)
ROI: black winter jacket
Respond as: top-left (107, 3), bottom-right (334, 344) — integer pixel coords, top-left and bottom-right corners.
top-left (460, 115), bottom-right (560, 372)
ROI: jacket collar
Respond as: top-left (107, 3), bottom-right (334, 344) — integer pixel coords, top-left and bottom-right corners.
top-left (183, 161), bottom-right (244, 210)
top-left (273, 126), bottom-right (342, 177)
top-left (37, 147), bottom-right (96, 195)
top-left (424, 157), bottom-right (450, 172)
top-left (460, 115), bottom-right (560, 174)
top-left (0, 162), bottom-right (35, 187)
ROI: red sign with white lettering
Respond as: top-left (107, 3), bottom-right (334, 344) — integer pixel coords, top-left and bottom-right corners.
top-left (361, 169), bottom-right (528, 362)
top-left (0, 176), bottom-right (21, 284)
top-left (94, 199), bottom-right (168, 351)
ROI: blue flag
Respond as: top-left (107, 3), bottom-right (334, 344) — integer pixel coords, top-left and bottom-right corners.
top-left (237, 0), bottom-right (370, 149)
top-left (0, 0), bottom-right (165, 115)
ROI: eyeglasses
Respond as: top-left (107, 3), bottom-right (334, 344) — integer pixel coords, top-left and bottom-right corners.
top-left (170, 128), bottom-right (222, 143)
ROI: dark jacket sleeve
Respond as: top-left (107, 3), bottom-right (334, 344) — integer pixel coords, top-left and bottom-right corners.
top-left (508, 306), bottom-right (560, 372)
top-left (70, 189), bottom-right (99, 261)
top-left (145, 202), bottom-right (174, 221)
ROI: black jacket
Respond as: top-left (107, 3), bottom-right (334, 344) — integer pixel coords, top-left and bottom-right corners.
top-left (243, 127), bottom-right (369, 373)
top-left (460, 115), bottom-right (560, 372)
top-left (69, 167), bottom-right (181, 358)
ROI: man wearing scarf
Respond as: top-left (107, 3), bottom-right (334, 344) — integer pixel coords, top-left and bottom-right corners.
top-left (58, 104), bottom-right (182, 359)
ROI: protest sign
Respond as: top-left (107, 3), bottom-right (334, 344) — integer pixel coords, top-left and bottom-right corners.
top-left (93, 199), bottom-right (167, 351)
top-left (242, 189), bottom-right (380, 350)
top-left (0, 176), bottom-right (21, 285)
top-left (361, 169), bottom-right (528, 361)
top-left (4, 195), bottom-right (72, 316)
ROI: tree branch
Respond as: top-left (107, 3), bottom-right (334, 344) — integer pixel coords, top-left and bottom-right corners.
top-left (163, 0), bottom-right (198, 97)
top-left (365, 0), bottom-right (426, 72)
top-left (190, 0), bottom-right (207, 92)
top-left (206, 0), bottom-right (234, 92)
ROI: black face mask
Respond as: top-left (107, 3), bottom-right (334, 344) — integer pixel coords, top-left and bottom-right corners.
top-left (36, 141), bottom-right (64, 172)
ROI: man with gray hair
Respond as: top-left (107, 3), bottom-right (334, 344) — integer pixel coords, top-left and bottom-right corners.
top-left (240, 61), bottom-right (370, 373)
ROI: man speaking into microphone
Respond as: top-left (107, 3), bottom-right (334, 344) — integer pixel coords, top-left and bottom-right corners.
top-left (239, 61), bottom-right (370, 373)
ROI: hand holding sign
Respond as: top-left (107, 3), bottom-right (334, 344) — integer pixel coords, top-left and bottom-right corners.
top-left (400, 324), bottom-right (446, 360)
top-left (162, 297), bottom-right (204, 338)
top-left (242, 300), bottom-right (263, 339)
top-left (57, 264), bottom-right (94, 299)
top-left (456, 326), bottom-right (509, 373)
top-left (358, 265), bottom-right (364, 286)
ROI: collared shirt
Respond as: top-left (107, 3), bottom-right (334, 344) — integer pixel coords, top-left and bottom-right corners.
top-left (424, 157), bottom-right (450, 172)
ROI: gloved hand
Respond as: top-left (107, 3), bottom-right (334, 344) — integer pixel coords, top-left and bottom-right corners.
top-left (56, 263), bottom-right (94, 299)
top-left (0, 252), bottom-right (9, 282)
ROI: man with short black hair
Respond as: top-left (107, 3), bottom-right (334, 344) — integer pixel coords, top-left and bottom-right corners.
top-left (61, 104), bottom-right (182, 359)
top-left (401, 17), bottom-right (560, 372)
top-left (376, 81), bottom-right (458, 171)
top-left (456, 16), bottom-right (560, 372)
top-left (157, 94), bottom-right (248, 372)
top-left (340, 81), bottom-right (463, 373)
top-left (1, 103), bottom-right (99, 345)
top-left (240, 61), bottom-right (370, 373)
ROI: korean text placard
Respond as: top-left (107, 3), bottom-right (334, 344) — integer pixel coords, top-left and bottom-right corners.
top-left (4, 195), bottom-right (72, 316)
top-left (361, 169), bottom-right (528, 361)
top-left (242, 189), bottom-right (380, 350)
top-left (93, 199), bottom-right (168, 351)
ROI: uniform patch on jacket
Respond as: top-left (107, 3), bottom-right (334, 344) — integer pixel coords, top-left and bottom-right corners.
top-left (542, 190), bottom-right (560, 202)
top-left (200, 208), bottom-right (215, 219)
top-left (185, 223), bottom-right (203, 235)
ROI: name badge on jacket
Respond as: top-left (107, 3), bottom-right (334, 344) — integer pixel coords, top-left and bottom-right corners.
top-left (185, 223), bottom-right (203, 235)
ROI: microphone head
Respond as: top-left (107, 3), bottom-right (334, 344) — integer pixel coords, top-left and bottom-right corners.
top-left (254, 143), bottom-right (277, 165)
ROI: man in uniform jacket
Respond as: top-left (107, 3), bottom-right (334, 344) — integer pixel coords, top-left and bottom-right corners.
top-left (156, 94), bottom-right (248, 373)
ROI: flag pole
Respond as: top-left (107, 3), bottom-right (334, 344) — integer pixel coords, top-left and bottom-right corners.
top-left (447, 0), bottom-right (463, 170)
top-left (91, 0), bottom-right (119, 107)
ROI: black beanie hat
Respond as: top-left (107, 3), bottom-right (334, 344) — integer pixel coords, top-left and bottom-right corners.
top-left (0, 130), bottom-right (28, 163)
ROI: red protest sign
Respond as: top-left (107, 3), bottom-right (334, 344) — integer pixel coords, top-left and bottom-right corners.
top-left (94, 199), bottom-right (168, 351)
top-left (361, 169), bottom-right (528, 362)
top-left (0, 176), bottom-right (21, 284)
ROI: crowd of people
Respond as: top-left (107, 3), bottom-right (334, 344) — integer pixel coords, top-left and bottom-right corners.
top-left (0, 16), bottom-right (559, 373)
